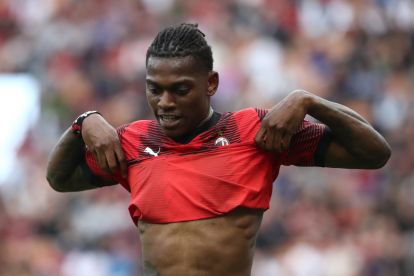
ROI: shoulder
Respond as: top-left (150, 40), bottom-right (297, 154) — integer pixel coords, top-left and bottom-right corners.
top-left (116, 120), bottom-right (160, 156)
top-left (117, 120), bottom-right (158, 146)
top-left (227, 108), bottom-right (267, 125)
top-left (220, 108), bottom-right (265, 141)
top-left (116, 119), bottom-right (157, 138)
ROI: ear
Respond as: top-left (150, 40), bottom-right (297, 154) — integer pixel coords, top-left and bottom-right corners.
top-left (207, 71), bottom-right (219, 96)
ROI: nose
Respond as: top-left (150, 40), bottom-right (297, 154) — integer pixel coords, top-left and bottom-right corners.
top-left (157, 91), bottom-right (176, 110)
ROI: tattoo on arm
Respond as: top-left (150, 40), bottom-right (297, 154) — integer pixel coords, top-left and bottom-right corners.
top-left (47, 128), bottom-right (103, 192)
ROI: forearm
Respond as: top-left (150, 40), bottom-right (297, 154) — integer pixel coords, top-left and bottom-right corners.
top-left (303, 91), bottom-right (391, 167)
top-left (46, 128), bottom-right (97, 192)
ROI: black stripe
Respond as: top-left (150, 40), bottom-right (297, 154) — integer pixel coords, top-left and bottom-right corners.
top-left (314, 127), bottom-right (333, 167)
top-left (255, 108), bottom-right (268, 121)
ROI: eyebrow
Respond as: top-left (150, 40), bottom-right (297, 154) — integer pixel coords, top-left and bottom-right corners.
top-left (145, 79), bottom-right (194, 87)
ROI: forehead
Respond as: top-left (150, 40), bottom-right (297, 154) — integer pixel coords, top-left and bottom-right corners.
top-left (146, 56), bottom-right (207, 82)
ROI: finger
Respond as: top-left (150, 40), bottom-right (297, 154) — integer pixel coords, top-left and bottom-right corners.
top-left (91, 149), bottom-right (101, 169)
top-left (105, 150), bottom-right (119, 173)
top-left (268, 128), bottom-right (285, 152)
top-left (95, 148), bottom-right (110, 173)
top-left (280, 133), bottom-right (292, 152)
top-left (264, 128), bottom-right (276, 151)
top-left (273, 129), bottom-right (285, 152)
top-left (114, 146), bottom-right (127, 178)
top-left (254, 127), bottom-right (267, 148)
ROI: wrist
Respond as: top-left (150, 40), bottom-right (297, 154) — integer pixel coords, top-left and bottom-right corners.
top-left (291, 89), bottom-right (315, 112)
top-left (71, 111), bottom-right (101, 137)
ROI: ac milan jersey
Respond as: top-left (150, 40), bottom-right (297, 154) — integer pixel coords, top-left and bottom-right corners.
top-left (84, 108), bottom-right (331, 224)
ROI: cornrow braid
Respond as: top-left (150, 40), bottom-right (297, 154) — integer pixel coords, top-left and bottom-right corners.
top-left (146, 23), bottom-right (213, 71)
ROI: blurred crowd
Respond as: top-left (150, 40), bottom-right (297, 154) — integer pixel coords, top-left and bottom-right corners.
top-left (0, 0), bottom-right (413, 275)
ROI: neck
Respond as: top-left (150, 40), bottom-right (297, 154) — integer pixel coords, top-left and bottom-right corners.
top-left (173, 108), bottom-right (221, 144)
top-left (197, 106), bottom-right (214, 127)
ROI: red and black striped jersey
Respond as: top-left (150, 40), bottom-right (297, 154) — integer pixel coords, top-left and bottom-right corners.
top-left (84, 108), bottom-right (330, 224)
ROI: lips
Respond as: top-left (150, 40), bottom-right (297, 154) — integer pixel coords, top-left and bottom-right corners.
top-left (158, 114), bottom-right (182, 129)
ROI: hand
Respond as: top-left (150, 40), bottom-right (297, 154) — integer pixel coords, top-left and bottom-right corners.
top-left (255, 90), bottom-right (311, 152)
top-left (81, 114), bottom-right (127, 178)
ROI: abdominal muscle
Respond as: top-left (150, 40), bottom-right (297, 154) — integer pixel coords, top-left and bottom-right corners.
top-left (138, 207), bottom-right (264, 276)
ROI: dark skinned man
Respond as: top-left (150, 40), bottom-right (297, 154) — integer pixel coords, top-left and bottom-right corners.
top-left (46, 23), bottom-right (391, 276)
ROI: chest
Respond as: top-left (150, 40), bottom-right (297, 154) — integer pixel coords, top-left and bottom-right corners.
top-left (124, 126), bottom-right (279, 223)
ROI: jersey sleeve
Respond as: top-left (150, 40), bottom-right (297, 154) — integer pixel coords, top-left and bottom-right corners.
top-left (254, 108), bottom-right (332, 167)
top-left (281, 120), bottom-right (332, 167)
top-left (80, 126), bottom-right (130, 190)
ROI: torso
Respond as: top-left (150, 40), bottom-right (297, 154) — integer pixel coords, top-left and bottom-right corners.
top-left (129, 110), bottom-right (268, 275)
top-left (138, 207), bottom-right (263, 276)
top-left (84, 108), bottom-right (326, 275)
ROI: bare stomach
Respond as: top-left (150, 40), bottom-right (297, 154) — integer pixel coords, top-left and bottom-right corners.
top-left (137, 207), bottom-right (264, 276)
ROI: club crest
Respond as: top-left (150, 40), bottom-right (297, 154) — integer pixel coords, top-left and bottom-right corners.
top-left (215, 137), bottom-right (229, 147)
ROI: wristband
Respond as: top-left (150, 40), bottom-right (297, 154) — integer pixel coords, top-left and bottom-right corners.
top-left (71, 111), bottom-right (100, 137)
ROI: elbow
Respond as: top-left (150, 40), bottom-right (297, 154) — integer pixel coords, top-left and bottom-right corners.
top-left (368, 143), bottom-right (392, 169)
top-left (46, 173), bottom-right (66, 193)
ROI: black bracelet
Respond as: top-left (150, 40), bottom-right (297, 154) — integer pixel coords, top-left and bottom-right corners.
top-left (71, 111), bottom-right (101, 137)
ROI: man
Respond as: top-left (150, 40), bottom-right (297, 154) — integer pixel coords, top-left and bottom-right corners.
top-left (46, 23), bottom-right (391, 275)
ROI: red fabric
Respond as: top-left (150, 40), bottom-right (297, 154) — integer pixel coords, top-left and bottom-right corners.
top-left (281, 120), bottom-right (326, 166)
top-left (85, 108), bottom-right (327, 224)
top-left (84, 150), bottom-right (129, 191)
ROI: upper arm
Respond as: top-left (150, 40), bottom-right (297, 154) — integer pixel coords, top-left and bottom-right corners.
top-left (282, 124), bottom-right (376, 169)
top-left (53, 163), bottom-right (117, 192)
top-left (324, 139), bottom-right (374, 169)
top-left (49, 150), bottom-right (121, 192)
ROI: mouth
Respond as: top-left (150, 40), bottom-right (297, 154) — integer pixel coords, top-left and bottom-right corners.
top-left (158, 114), bottom-right (182, 129)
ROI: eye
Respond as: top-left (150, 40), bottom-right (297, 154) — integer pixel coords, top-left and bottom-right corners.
top-left (147, 85), bottom-right (160, 95)
top-left (174, 86), bottom-right (190, 95)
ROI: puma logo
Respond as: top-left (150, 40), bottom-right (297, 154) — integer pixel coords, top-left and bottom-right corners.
top-left (144, 147), bottom-right (160, 157)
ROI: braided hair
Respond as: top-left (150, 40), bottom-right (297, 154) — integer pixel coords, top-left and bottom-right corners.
top-left (146, 23), bottom-right (213, 71)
